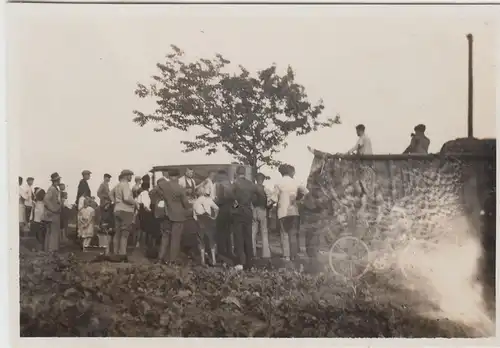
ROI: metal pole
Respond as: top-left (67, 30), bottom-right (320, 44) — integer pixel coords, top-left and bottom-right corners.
top-left (466, 33), bottom-right (474, 138)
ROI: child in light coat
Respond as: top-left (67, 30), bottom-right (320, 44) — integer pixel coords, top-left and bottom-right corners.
top-left (78, 197), bottom-right (95, 251)
top-left (193, 186), bottom-right (219, 265)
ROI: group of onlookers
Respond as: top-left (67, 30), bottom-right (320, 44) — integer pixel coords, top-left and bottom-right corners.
top-left (18, 173), bottom-right (72, 252)
top-left (19, 162), bottom-right (310, 270)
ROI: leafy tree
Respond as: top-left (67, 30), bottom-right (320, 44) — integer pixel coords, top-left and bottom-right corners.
top-left (133, 45), bottom-right (340, 170)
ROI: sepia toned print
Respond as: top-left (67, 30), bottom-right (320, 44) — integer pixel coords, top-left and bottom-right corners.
top-left (12, 6), bottom-right (495, 338)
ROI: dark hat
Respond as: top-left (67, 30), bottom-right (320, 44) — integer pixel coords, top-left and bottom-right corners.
top-left (50, 172), bottom-right (62, 181)
top-left (255, 173), bottom-right (266, 180)
top-left (104, 173), bottom-right (112, 178)
top-left (355, 124), bottom-right (366, 131)
top-left (278, 164), bottom-right (293, 176)
top-left (26, 177), bottom-right (34, 181)
top-left (120, 169), bottom-right (134, 177)
top-left (82, 170), bottom-right (92, 176)
top-left (168, 168), bottom-right (180, 177)
top-left (236, 166), bottom-right (247, 176)
top-left (414, 124), bottom-right (426, 132)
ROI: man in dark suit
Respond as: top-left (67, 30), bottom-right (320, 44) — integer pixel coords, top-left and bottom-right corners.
top-left (231, 166), bottom-right (258, 269)
top-left (157, 169), bottom-right (190, 264)
top-left (75, 170), bottom-right (92, 236)
top-left (215, 169), bottom-right (234, 259)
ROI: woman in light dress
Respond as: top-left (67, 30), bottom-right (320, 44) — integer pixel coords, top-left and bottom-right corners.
top-left (78, 196), bottom-right (95, 251)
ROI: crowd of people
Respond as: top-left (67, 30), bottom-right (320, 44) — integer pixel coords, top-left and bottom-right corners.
top-left (18, 123), bottom-right (430, 269)
top-left (19, 163), bottom-right (309, 270)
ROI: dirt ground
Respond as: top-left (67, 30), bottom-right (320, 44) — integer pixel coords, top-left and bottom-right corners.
top-left (19, 224), bottom-right (493, 338)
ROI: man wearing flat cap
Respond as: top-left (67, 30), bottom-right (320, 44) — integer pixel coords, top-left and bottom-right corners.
top-left (403, 124), bottom-right (430, 154)
top-left (74, 170), bottom-right (92, 236)
top-left (43, 172), bottom-right (63, 252)
top-left (76, 170), bottom-right (92, 209)
top-left (110, 169), bottom-right (138, 260)
top-left (97, 173), bottom-right (112, 208)
top-left (97, 173), bottom-right (113, 248)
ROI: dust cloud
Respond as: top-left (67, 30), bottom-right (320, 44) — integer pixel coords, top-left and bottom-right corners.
top-left (394, 214), bottom-right (494, 337)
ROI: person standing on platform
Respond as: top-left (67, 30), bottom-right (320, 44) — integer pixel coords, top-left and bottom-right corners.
top-left (347, 124), bottom-right (373, 155)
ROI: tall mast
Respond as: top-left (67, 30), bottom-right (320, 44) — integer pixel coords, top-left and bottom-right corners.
top-left (466, 33), bottom-right (474, 138)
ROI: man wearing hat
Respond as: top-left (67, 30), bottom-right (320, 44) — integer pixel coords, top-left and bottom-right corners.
top-left (76, 170), bottom-right (92, 208)
top-left (97, 173), bottom-right (113, 249)
top-left (404, 124), bottom-right (430, 154)
top-left (42, 172), bottom-right (63, 252)
top-left (156, 168), bottom-right (190, 264)
top-left (75, 170), bottom-right (92, 236)
top-left (97, 173), bottom-right (112, 208)
top-left (231, 166), bottom-right (259, 269)
top-left (111, 169), bottom-right (138, 259)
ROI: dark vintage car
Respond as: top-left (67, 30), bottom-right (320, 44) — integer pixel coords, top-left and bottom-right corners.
top-left (150, 163), bottom-right (253, 185)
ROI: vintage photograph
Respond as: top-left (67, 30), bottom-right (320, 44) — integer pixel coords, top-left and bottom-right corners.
top-left (9, 4), bottom-right (496, 338)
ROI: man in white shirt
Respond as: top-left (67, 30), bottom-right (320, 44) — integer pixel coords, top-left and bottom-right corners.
top-left (179, 168), bottom-right (196, 189)
top-left (22, 177), bottom-right (35, 233)
top-left (271, 164), bottom-right (309, 261)
top-left (179, 168), bottom-right (197, 201)
top-left (19, 177), bottom-right (26, 233)
top-left (347, 124), bottom-right (373, 155)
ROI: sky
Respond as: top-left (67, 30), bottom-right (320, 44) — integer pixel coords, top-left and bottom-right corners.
top-left (8, 5), bottom-right (497, 202)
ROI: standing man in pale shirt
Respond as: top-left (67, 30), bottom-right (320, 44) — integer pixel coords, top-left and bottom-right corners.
top-left (347, 124), bottom-right (373, 155)
top-left (22, 177), bottom-right (35, 233)
top-left (112, 169), bottom-right (139, 260)
top-left (271, 164), bottom-right (309, 261)
top-left (19, 177), bottom-right (26, 234)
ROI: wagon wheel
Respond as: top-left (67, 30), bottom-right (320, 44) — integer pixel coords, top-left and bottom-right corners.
top-left (328, 236), bottom-right (370, 280)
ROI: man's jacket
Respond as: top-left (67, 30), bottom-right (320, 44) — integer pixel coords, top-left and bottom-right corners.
top-left (157, 179), bottom-right (190, 222)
